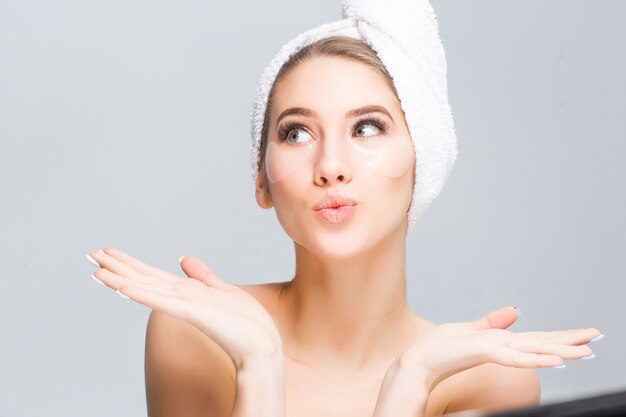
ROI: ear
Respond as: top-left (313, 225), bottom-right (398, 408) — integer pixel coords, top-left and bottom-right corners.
top-left (255, 165), bottom-right (274, 209)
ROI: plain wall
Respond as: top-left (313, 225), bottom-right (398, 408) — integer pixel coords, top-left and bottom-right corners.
top-left (0, 0), bottom-right (624, 415)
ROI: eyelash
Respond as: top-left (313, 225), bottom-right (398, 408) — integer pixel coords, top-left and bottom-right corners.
top-left (277, 116), bottom-right (390, 142)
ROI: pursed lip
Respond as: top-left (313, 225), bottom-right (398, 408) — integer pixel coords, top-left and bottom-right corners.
top-left (313, 194), bottom-right (357, 210)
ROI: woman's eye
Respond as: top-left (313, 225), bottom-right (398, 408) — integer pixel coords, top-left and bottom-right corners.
top-left (280, 126), bottom-right (312, 144)
top-left (279, 118), bottom-right (387, 143)
top-left (355, 122), bottom-right (382, 137)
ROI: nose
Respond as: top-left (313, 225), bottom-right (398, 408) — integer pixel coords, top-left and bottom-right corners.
top-left (313, 134), bottom-right (353, 186)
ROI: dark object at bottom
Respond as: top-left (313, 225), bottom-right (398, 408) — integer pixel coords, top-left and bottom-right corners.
top-left (486, 389), bottom-right (626, 417)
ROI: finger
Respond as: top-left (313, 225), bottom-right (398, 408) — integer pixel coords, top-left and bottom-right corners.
top-left (516, 328), bottom-right (602, 346)
top-left (180, 255), bottom-right (232, 290)
top-left (89, 249), bottom-right (145, 279)
top-left (117, 285), bottom-right (192, 320)
top-left (470, 306), bottom-right (520, 330)
top-left (509, 338), bottom-right (594, 360)
top-left (103, 247), bottom-right (176, 281)
top-left (490, 346), bottom-right (564, 368)
top-left (94, 268), bottom-right (179, 292)
top-left (90, 248), bottom-right (176, 286)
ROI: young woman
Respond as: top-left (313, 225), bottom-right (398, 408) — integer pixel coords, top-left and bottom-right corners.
top-left (86, 19), bottom-right (602, 417)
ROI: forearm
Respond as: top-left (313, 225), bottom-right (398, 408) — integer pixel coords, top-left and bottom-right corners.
top-left (231, 354), bottom-right (286, 417)
top-left (372, 357), bottom-right (431, 417)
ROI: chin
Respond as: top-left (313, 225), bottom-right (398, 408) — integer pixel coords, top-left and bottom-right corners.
top-left (290, 216), bottom-right (398, 260)
top-left (309, 233), bottom-right (375, 260)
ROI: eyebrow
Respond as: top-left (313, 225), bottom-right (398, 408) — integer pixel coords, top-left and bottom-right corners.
top-left (275, 104), bottom-right (395, 128)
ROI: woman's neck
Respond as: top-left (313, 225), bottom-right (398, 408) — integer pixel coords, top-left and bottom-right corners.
top-left (276, 220), bottom-right (419, 373)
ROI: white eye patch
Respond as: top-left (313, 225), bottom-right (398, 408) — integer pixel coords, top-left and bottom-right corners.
top-left (265, 134), bottom-right (414, 183)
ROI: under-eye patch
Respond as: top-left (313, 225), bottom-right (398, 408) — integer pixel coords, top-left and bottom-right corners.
top-left (265, 133), bottom-right (413, 183)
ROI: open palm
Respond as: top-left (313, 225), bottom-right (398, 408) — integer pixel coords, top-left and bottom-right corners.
top-left (398, 306), bottom-right (601, 391)
top-left (86, 247), bottom-right (282, 369)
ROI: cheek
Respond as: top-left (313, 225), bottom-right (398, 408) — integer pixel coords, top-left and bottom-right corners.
top-left (380, 176), bottom-right (412, 205)
top-left (267, 175), bottom-right (310, 229)
top-left (354, 133), bottom-right (414, 179)
top-left (362, 162), bottom-right (415, 220)
top-left (265, 142), bottom-right (314, 184)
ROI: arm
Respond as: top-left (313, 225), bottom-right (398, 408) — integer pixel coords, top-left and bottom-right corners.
top-left (371, 306), bottom-right (598, 417)
top-left (86, 248), bottom-right (288, 416)
top-left (145, 310), bottom-right (236, 417)
top-left (443, 365), bottom-right (540, 415)
top-left (372, 357), bottom-right (540, 417)
top-left (231, 356), bottom-right (286, 417)
top-left (371, 355), bottom-right (431, 417)
top-left (145, 311), bottom-right (286, 417)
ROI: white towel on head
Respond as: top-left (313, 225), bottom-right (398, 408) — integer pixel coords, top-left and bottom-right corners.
top-left (250, 0), bottom-right (458, 232)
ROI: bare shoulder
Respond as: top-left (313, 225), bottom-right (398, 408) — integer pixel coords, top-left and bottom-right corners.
top-left (235, 281), bottom-right (290, 314)
top-left (441, 363), bottom-right (541, 415)
top-left (144, 310), bottom-right (237, 417)
top-left (143, 282), bottom-right (284, 417)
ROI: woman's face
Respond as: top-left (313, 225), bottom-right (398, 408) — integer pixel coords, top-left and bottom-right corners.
top-left (256, 55), bottom-right (415, 259)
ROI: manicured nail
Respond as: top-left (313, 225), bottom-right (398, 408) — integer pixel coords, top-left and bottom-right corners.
top-left (90, 274), bottom-right (105, 286)
top-left (512, 305), bottom-right (522, 317)
top-left (589, 334), bottom-right (605, 343)
top-left (580, 354), bottom-right (596, 360)
top-left (552, 364), bottom-right (566, 369)
top-left (86, 254), bottom-right (100, 267)
top-left (116, 289), bottom-right (130, 299)
top-left (178, 254), bottom-right (188, 263)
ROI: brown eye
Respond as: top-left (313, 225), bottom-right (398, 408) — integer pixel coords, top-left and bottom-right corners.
top-left (353, 116), bottom-right (389, 138)
top-left (355, 122), bottom-right (381, 137)
top-left (278, 123), bottom-right (312, 144)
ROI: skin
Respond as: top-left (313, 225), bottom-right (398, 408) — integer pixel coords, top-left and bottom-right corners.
top-left (86, 56), bottom-right (603, 417)
top-left (256, 56), bottom-right (420, 375)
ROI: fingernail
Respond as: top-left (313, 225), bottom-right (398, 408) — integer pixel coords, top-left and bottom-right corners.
top-left (86, 254), bottom-right (100, 267)
top-left (116, 289), bottom-right (130, 299)
top-left (580, 354), bottom-right (596, 360)
top-left (589, 334), bottom-right (605, 343)
top-left (552, 364), bottom-right (566, 369)
top-left (90, 274), bottom-right (105, 286)
top-left (512, 305), bottom-right (522, 317)
top-left (178, 254), bottom-right (188, 263)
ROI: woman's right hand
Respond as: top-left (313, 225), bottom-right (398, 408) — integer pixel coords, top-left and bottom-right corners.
top-left (397, 306), bottom-right (602, 392)
top-left (87, 248), bottom-right (283, 371)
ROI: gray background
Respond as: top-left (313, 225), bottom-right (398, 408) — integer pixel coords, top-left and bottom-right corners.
top-left (1, 0), bottom-right (624, 415)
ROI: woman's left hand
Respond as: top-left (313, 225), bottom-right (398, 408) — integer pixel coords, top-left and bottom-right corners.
top-left (372, 306), bottom-right (601, 417)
